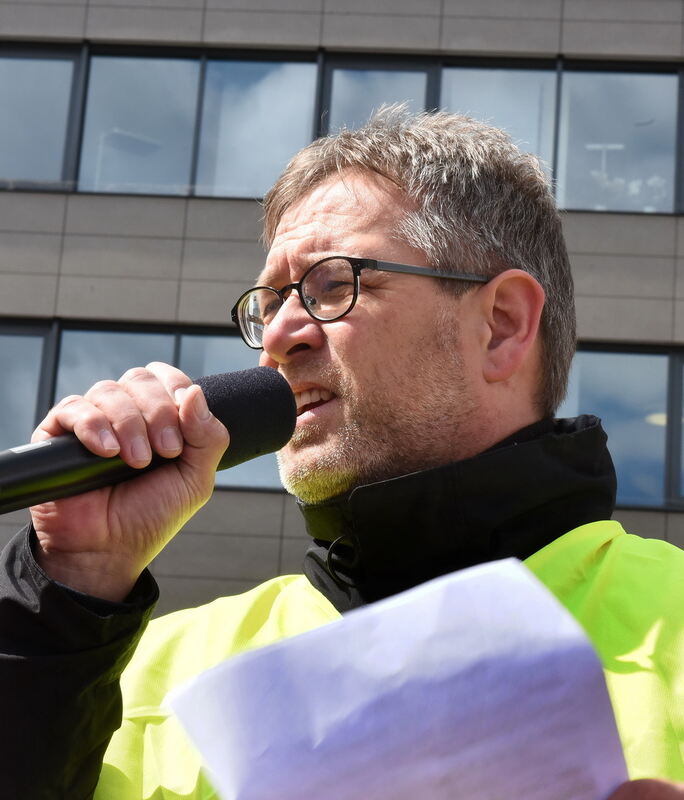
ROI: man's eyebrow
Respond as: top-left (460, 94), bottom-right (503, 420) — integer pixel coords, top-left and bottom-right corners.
top-left (256, 254), bottom-right (333, 286)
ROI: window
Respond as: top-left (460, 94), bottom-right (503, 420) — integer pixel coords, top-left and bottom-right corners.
top-left (0, 54), bottom-right (75, 188)
top-left (0, 332), bottom-right (45, 450)
top-left (441, 66), bottom-right (556, 171)
top-left (327, 66), bottom-right (428, 132)
top-left (558, 351), bottom-right (668, 507)
top-left (2, 49), bottom-right (684, 212)
top-left (556, 70), bottom-right (678, 213)
top-left (196, 60), bottom-right (316, 199)
top-left (78, 56), bottom-right (199, 195)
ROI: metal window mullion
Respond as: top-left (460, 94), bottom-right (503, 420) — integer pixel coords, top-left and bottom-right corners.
top-left (674, 66), bottom-right (684, 213)
top-left (34, 320), bottom-right (61, 424)
top-left (315, 49), bottom-right (332, 138)
top-left (425, 63), bottom-right (440, 111)
top-left (550, 55), bottom-right (563, 197)
top-left (172, 330), bottom-right (183, 370)
top-left (67, 43), bottom-right (92, 193)
top-left (311, 49), bottom-right (326, 140)
top-left (665, 351), bottom-right (683, 506)
top-left (188, 55), bottom-right (207, 197)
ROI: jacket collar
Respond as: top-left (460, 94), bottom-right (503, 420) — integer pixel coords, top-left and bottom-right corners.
top-left (299, 415), bottom-right (617, 611)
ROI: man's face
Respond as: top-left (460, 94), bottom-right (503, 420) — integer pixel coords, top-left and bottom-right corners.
top-left (258, 171), bottom-right (483, 503)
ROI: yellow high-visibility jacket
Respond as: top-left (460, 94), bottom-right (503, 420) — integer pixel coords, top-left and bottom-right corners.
top-left (96, 520), bottom-right (684, 798)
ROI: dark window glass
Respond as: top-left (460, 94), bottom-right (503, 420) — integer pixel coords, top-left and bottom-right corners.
top-left (558, 351), bottom-right (668, 506)
top-left (78, 56), bottom-right (199, 195)
top-left (178, 334), bottom-right (282, 490)
top-left (556, 71), bottom-right (677, 212)
top-left (0, 56), bottom-right (74, 187)
top-left (441, 67), bottom-right (556, 171)
top-left (328, 67), bottom-right (427, 132)
top-left (55, 330), bottom-right (175, 399)
top-left (196, 60), bottom-right (316, 198)
top-left (0, 333), bottom-right (44, 449)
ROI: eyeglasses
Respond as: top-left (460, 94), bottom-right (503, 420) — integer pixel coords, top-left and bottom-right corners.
top-left (231, 255), bottom-right (490, 350)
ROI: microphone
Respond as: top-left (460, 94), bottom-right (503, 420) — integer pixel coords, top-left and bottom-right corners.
top-left (0, 367), bottom-right (296, 515)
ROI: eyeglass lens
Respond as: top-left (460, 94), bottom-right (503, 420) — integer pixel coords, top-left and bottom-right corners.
top-left (240, 258), bottom-right (357, 346)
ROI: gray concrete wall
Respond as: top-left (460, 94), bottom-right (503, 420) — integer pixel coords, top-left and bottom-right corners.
top-left (1, 0), bottom-right (683, 59)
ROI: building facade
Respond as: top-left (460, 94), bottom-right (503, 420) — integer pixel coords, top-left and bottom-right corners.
top-left (0, 0), bottom-right (683, 614)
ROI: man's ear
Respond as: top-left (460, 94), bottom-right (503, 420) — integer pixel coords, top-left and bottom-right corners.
top-left (478, 269), bottom-right (545, 384)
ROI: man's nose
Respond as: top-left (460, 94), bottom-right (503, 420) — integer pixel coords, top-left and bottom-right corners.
top-left (259, 293), bottom-right (325, 366)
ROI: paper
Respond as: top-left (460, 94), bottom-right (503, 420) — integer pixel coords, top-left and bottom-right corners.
top-left (169, 559), bottom-right (628, 800)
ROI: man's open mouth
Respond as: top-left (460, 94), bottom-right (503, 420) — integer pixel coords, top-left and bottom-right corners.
top-left (295, 388), bottom-right (334, 416)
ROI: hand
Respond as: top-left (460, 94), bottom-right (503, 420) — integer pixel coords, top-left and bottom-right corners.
top-left (608, 780), bottom-right (684, 799)
top-left (30, 362), bottom-right (229, 602)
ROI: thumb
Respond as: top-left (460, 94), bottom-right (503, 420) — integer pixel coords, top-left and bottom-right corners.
top-left (176, 384), bottom-right (230, 473)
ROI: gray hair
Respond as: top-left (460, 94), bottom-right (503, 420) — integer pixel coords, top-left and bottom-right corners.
top-left (263, 107), bottom-right (575, 415)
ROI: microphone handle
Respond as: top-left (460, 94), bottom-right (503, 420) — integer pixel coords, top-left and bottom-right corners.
top-left (0, 436), bottom-right (168, 514)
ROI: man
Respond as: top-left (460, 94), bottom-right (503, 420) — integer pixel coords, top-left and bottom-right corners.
top-left (1, 109), bottom-right (683, 798)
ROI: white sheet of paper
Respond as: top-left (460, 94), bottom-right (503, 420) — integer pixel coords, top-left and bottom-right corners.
top-left (168, 559), bottom-right (628, 800)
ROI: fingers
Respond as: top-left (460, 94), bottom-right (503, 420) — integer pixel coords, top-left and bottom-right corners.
top-left (32, 362), bottom-right (226, 470)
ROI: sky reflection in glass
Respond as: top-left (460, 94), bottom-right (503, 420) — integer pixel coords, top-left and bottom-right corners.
top-left (79, 57), bottom-right (199, 195)
top-left (329, 68), bottom-right (426, 132)
top-left (556, 71), bottom-right (677, 212)
top-left (55, 330), bottom-right (175, 400)
top-left (441, 67), bottom-right (556, 171)
top-left (197, 61), bottom-right (316, 198)
top-left (558, 351), bottom-right (667, 506)
top-left (0, 57), bottom-right (73, 186)
top-left (0, 334), bottom-right (43, 450)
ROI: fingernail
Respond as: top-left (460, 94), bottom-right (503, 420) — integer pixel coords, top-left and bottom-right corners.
top-left (161, 426), bottom-right (182, 452)
top-left (99, 429), bottom-right (119, 451)
top-left (131, 435), bottom-right (151, 463)
top-left (174, 387), bottom-right (188, 405)
top-left (194, 389), bottom-right (211, 421)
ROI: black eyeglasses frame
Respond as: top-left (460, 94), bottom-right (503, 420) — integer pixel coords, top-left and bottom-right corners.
top-left (230, 256), bottom-right (490, 350)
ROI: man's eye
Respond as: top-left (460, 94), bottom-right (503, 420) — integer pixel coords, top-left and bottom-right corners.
top-left (322, 280), bottom-right (354, 295)
top-left (260, 299), bottom-right (281, 321)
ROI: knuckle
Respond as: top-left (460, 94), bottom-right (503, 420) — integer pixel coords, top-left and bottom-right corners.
top-left (144, 360), bottom-right (170, 371)
top-left (86, 379), bottom-right (119, 398)
top-left (57, 394), bottom-right (84, 410)
top-left (120, 366), bottom-right (152, 384)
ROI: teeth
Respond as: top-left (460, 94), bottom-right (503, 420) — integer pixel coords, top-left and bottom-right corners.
top-left (295, 388), bottom-right (333, 412)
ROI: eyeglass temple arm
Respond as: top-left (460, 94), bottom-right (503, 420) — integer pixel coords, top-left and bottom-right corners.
top-left (368, 259), bottom-right (489, 284)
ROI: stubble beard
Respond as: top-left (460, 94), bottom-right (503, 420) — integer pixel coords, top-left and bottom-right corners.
top-left (277, 326), bottom-right (476, 505)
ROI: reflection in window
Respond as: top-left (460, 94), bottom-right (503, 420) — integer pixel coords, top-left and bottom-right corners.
top-left (441, 67), bottom-right (556, 171)
top-left (78, 57), bottom-right (199, 195)
top-left (0, 56), bottom-right (74, 186)
top-left (0, 334), bottom-right (44, 450)
top-left (328, 68), bottom-right (427, 132)
top-left (178, 335), bottom-right (282, 490)
top-left (55, 330), bottom-right (175, 399)
top-left (556, 71), bottom-right (677, 212)
top-left (197, 61), bottom-right (316, 198)
top-left (558, 351), bottom-right (668, 506)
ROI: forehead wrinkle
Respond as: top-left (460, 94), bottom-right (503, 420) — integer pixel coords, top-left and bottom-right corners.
top-left (261, 173), bottom-right (410, 286)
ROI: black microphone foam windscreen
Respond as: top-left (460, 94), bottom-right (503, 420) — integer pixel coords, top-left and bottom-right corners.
top-left (196, 367), bottom-right (296, 470)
